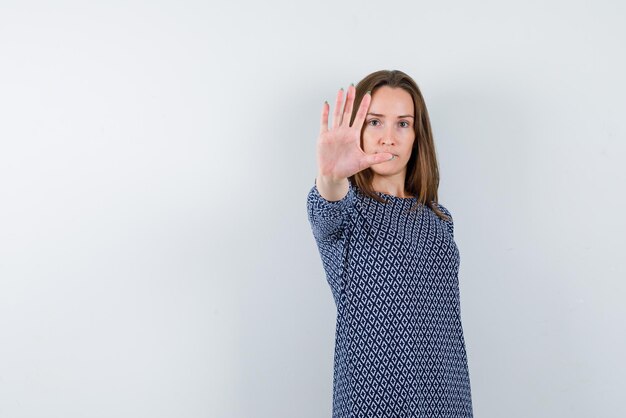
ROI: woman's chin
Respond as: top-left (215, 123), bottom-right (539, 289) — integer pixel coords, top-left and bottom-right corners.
top-left (370, 165), bottom-right (405, 177)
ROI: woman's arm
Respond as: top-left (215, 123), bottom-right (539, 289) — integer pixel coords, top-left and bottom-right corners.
top-left (306, 179), bottom-right (356, 305)
top-left (315, 175), bottom-right (349, 202)
top-left (307, 177), bottom-right (355, 242)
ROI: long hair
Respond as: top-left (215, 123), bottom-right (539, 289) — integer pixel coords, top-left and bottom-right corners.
top-left (348, 69), bottom-right (450, 222)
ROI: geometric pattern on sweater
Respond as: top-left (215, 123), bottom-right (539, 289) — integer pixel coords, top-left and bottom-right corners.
top-left (307, 180), bottom-right (473, 418)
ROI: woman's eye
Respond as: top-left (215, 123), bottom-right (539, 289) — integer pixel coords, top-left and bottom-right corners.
top-left (399, 121), bottom-right (410, 128)
top-left (368, 119), bottom-right (380, 127)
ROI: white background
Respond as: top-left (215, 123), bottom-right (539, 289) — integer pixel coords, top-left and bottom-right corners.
top-left (1, 1), bottom-right (624, 417)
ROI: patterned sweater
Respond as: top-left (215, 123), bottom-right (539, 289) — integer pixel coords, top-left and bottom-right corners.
top-left (307, 180), bottom-right (473, 418)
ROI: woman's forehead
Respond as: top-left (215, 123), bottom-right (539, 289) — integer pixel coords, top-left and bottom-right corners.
top-left (369, 86), bottom-right (414, 116)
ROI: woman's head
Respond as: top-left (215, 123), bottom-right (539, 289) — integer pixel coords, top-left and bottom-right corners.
top-left (349, 69), bottom-right (446, 218)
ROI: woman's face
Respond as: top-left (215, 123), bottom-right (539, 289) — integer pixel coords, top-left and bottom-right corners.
top-left (362, 86), bottom-right (416, 179)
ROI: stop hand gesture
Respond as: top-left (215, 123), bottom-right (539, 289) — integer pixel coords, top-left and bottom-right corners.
top-left (315, 85), bottom-right (394, 200)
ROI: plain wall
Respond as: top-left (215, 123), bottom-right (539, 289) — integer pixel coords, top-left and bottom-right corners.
top-left (1, 1), bottom-right (624, 417)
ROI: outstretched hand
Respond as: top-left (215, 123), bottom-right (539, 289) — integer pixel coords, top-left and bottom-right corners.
top-left (317, 85), bottom-right (395, 182)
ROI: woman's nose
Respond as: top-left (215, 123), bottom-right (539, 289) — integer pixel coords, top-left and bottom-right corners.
top-left (381, 126), bottom-right (396, 145)
top-left (381, 135), bottom-right (395, 145)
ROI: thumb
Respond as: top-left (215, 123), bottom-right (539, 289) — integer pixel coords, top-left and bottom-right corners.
top-left (362, 152), bottom-right (395, 168)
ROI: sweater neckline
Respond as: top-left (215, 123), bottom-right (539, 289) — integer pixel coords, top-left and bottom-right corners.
top-left (374, 191), bottom-right (417, 201)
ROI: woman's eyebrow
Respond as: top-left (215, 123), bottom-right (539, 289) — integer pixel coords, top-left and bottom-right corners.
top-left (367, 112), bottom-right (415, 119)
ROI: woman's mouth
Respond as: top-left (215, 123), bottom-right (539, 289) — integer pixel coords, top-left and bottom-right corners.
top-left (376, 151), bottom-right (399, 159)
top-left (374, 151), bottom-right (400, 158)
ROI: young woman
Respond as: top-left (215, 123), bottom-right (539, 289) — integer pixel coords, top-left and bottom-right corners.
top-left (307, 70), bottom-right (474, 417)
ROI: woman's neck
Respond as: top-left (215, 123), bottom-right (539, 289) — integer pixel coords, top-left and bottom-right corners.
top-left (371, 174), bottom-right (412, 198)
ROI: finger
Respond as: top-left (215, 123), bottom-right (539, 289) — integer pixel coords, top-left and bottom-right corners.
top-left (320, 101), bottom-right (329, 134)
top-left (331, 88), bottom-right (344, 129)
top-left (361, 152), bottom-right (395, 170)
top-left (341, 84), bottom-right (355, 127)
top-left (351, 90), bottom-right (371, 129)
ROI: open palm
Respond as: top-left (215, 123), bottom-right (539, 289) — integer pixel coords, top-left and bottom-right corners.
top-left (317, 85), bottom-right (394, 182)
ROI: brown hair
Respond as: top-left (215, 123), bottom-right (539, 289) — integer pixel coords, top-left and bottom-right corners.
top-left (348, 69), bottom-right (450, 222)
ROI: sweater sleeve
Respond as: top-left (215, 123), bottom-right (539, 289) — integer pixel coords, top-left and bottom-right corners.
top-left (306, 180), bottom-right (356, 242)
top-left (306, 180), bottom-right (357, 305)
top-left (435, 202), bottom-right (455, 238)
